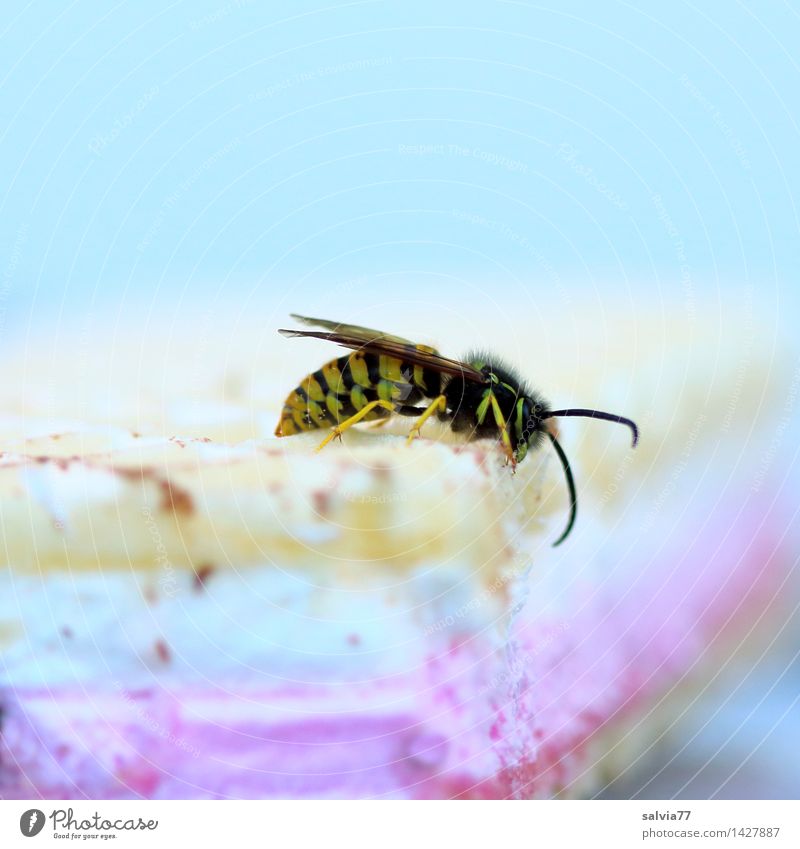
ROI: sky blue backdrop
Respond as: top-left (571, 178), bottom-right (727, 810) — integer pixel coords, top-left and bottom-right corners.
top-left (1, 0), bottom-right (798, 332)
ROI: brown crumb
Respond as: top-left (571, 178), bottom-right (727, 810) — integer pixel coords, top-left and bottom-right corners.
top-left (112, 465), bottom-right (194, 522)
top-left (159, 479), bottom-right (194, 516)
top-left (154, 640), bottom-right (171, 663)
top-left (311, 490), bottom-right (330, 515)
top-left (194, 563), bottom-right (215, 590)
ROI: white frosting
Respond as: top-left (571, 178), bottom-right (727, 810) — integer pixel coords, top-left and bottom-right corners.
top-left (0, 558), bottom-right (512, 689)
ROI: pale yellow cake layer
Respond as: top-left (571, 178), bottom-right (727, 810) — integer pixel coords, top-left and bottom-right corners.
top-left (0, 429), bottom-right (557, 581)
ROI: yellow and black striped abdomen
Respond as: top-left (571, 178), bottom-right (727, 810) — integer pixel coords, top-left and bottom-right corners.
top-left (275, 349), bottom-right (442, 436)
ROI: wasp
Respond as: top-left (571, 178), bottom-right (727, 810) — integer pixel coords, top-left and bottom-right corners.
top-left (275, 314), bottom-right (639, 545)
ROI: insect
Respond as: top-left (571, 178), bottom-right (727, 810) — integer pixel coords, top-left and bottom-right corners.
top-left (275, 314), bottom-right (639, 546)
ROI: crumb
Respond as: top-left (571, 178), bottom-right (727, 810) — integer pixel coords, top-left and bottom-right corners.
top-left (60, 626), bottom-right (74, 639)
top-left (154, 640), bottom-right (171, 663)
top-left (158, 479), bottom-right (194, 516)
top-left (373, 463), bottom-right (391, 480)
top-left (311, 490), bottom-right (330, 515)
top-left (194, 563), bottom-right (214, 590)
top-left (30, 454), bottom-right (71, 470)
top-left (347, 633), bottom-right (361, 646)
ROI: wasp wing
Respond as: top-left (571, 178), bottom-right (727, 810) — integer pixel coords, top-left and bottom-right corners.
top-left (289, 314), bottom-right (419, 347)
top-left (279, 322), bottom-right (487, 383)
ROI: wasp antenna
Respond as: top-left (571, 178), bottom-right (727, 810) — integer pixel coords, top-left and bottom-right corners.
top-left (546, 431), bottom-right (577, 547)
top-left (543, 408), bottom-right (639, 448)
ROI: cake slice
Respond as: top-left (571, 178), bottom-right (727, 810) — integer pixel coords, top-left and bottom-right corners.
top-left (0, 299), bottom-right (790, 798)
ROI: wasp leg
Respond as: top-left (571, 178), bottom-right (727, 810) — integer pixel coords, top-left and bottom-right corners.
top-left (316, 399), bottom-right (395, 452)
top-left (406, 395), bottom-right (447, 445)
top-left (488, 393), bottom-right (516, 468)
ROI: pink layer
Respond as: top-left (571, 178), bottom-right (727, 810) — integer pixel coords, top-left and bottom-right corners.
top-left (0, 496), bottom-right (789, 799)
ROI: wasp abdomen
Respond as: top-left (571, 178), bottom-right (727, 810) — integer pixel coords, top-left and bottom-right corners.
top-left (274, 350), bottom-right (438, 436)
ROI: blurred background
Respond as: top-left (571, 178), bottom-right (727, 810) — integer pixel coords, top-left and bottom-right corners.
top-left (1, 0), bottom-right (798, 798)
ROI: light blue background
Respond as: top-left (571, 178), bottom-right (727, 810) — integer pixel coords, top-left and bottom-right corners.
top-left (1, 0), bottom-right (798, 332)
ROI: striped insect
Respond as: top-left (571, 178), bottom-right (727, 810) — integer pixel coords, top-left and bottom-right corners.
top-left (275, 314), bottom-right (639, 545)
